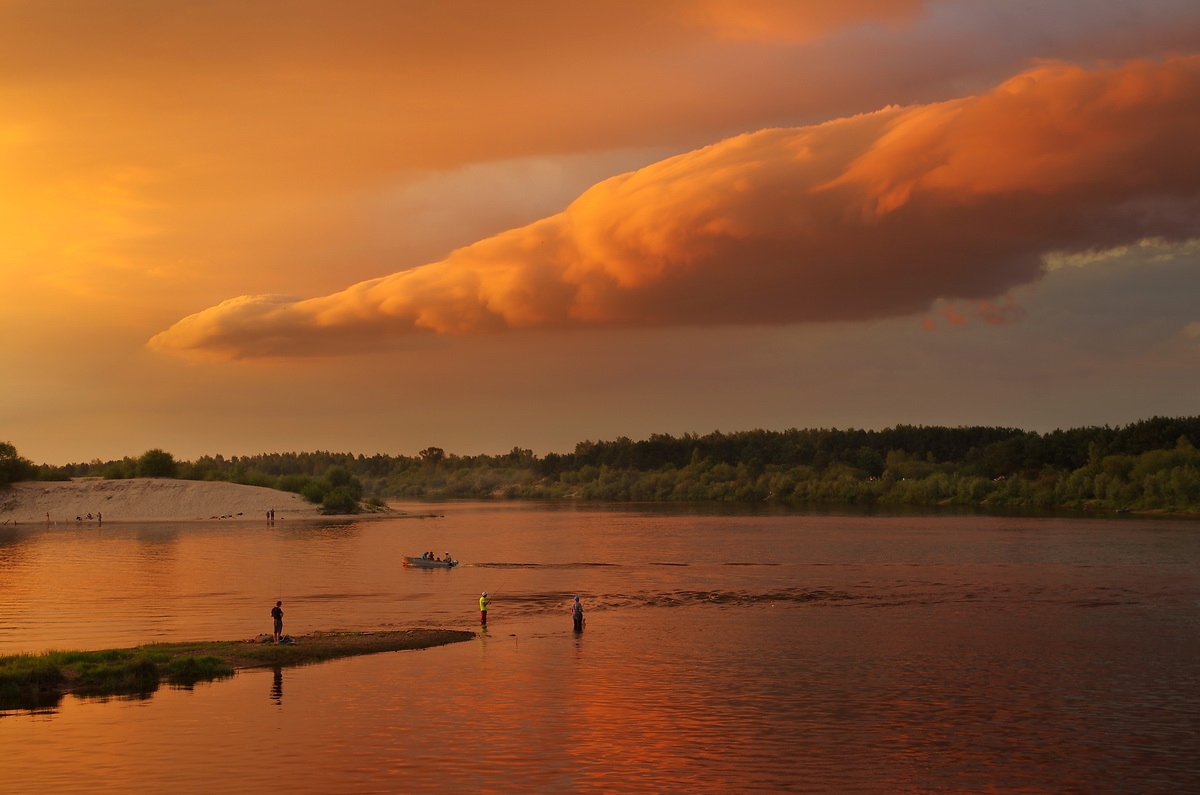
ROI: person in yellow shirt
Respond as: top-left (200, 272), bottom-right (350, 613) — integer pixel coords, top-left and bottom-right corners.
top-left (479, 591), bottom-right (488, 625)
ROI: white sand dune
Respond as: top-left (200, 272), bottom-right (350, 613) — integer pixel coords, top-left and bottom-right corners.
top-left (0, 478), bottom-right (330, 523)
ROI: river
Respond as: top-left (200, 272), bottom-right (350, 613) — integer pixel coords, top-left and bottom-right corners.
top-left (1, 503), bottom-right (1198, 792)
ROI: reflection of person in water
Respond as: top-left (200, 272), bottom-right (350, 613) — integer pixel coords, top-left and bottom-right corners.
top-left (271, 666), bottom-right (283, 705)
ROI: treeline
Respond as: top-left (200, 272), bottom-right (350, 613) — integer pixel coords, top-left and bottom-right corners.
top-left (6, 415), bottom-right (1200, 512)
top-left (0, 442), bottom-right (39, 486)
top-left (8, 447), bottom-right (371, 515)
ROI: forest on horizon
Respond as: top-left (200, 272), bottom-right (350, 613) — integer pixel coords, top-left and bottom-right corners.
top-left (4, 416), bottom-right (1200, 513)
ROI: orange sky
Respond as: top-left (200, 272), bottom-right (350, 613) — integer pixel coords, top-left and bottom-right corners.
top-left (4, 0), bottom-right (1200, 464)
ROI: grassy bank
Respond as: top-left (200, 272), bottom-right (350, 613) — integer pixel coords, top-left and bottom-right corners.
top-left (0, 628), bottom-right (474, 710)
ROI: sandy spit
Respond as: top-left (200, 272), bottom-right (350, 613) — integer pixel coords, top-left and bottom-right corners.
top-left (0, 478), bottom-right (331, 523)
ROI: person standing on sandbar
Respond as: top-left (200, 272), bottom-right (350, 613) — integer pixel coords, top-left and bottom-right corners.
top-left (271, 600), bottom-right (284, 643)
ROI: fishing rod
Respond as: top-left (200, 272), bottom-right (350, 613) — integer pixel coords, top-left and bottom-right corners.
top-left (487, 578), bottom-right (509, 600)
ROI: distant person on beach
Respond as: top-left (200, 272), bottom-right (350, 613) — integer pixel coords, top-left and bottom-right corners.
top-left (271, 600), bottom-right (284, 643)
top-left (572, 595), bottom-right (584, 632)
top-left (479, 592), bottom-right (488, 626)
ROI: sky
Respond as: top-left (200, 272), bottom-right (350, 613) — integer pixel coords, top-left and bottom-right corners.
top-left (4, 0), bottom-right (1200, 466)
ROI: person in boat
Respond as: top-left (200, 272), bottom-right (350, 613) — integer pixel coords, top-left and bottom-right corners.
top-left (421, 551), bottom-right (428, 560)
top-left (271, 600), bottom-right (284, 644)
top-left (479, 591), bottom-right (488, 625)
top-left (444, 551), bottom-right (452, 565)
top-left (572, 595), bottom-right (584, 632)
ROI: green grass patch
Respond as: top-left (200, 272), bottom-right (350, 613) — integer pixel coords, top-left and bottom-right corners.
top-left (72, 653), bottom-right (162, 695)
top-left (166, 655), bottom-right (234, 687)
top-left (0, 653), bottom-right (66, 709)
top-left (0, 629), bottom-right (473, 711)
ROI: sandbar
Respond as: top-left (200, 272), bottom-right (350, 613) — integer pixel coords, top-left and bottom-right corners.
top-left (0, 477), bottom-right (350, 523)
top-left (1, 629), bottom-right (476, 708)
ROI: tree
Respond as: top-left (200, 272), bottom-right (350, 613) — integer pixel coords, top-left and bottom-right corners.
top-left (136, 449), bottom-right (177, 478)
top-left (419, 447), bottom-right (445, 469)
top-left (325, 465), bottom-right (354, 487)
top-left (0, 441), bottom-right (37, 485)
top-left (504, 447), bottom-right (535, 467)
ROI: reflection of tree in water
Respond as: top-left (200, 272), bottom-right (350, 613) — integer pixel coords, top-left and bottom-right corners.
top-left (270, 666), bottom-right (283, 705)
top-left (280, 522), bottom-right (360, 541)
top-left (0, 527), bottom-right (35, 568)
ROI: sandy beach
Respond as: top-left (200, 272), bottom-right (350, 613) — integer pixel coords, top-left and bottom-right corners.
top-left (0, 478), bottom-right (333, 524)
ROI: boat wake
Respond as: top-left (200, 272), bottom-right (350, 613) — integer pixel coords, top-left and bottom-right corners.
top-left (487, 587), bottom-right (859, 616)
top-left (472, 562), bottom-right (618, 569)
top-left (481, 582), bottom-right (1163, 616)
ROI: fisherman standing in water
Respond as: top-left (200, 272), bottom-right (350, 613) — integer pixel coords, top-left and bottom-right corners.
top-left (271, 600), bottom-right (284, 643)
top-left (572, 595), bottom-right (584, 632)
top-left (479, 591), bottom-right (489, 626)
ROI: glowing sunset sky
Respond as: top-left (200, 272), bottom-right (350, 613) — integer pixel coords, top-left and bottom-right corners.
top-left (4, 0), bottom-right (1200, 465)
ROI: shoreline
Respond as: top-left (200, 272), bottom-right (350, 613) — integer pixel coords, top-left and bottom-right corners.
top-left (1, 628), bottom-right (475, 710)
top-left (162, 628), bottom-right (477, 672)
top-left (0, 478), bottom-right (381, 524)
top-left (3, 477), bottom-right (1194, 525)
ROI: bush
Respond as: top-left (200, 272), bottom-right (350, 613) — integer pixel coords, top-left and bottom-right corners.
top-left (321, 486), bottom-right (362, 514)
top-left (300, 482), bottom-right (328, 503)
top-left (278, 474), bottom-right (315, 494)
top-left (103, 459), bottom-right (135, 479)
top-left (136, 449), bottom-right (177, 478)
top-left (238, 470), bottom-right (277, 489)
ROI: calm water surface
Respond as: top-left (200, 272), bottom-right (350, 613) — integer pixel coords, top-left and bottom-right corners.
top-left (1, 503), bottom-right (1198, 793)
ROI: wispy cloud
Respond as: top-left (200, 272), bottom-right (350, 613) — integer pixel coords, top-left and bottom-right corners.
top-left (150, 56), bottom-right (1200, 358)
